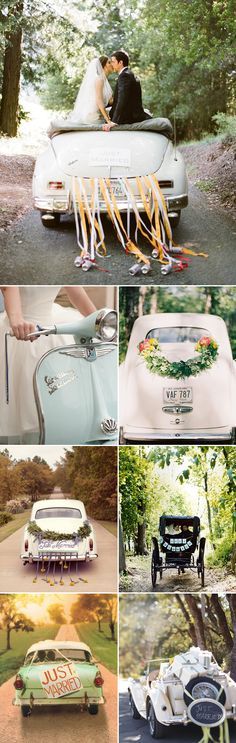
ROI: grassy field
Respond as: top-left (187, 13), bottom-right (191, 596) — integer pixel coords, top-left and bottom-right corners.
top-left (0, 625), bottom-right (59, 686)
top-left (97, 521), bottom-right (117, 537)
top-left (76, 623), bottom-right (117, 674)
top-left (0, 509), bottom-right (31, 543)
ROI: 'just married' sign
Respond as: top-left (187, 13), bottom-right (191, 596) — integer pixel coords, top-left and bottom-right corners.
top-left (40, 662), bottom-right (82, 699)
top-left (188, 699), bottom-right (225, 727)
top-left (89, 147), bottom-right (131, 167)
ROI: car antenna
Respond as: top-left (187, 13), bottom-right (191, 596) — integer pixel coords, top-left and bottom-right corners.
top-left (173, 110), bottom-right (177, 161)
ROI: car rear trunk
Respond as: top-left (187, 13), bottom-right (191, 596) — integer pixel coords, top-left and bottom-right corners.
top-left (19, 662), bottom-right (99, 702)
top-left (30, 518), bottom-right (87, 558)
top-left (125, 348), bottom-right (233, 434)
top-left (51, 130), bottom-right (169, 179)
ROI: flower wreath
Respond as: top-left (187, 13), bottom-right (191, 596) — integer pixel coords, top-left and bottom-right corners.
top-left (27, 520), bottom-right (91, 542)
top-left (138, 336), bottom-right (218, 380)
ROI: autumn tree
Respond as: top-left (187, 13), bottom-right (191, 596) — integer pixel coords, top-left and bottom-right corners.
top-left (0, 594), bottom-right (34, 651)
top-left (48, 603), bottom-right (66, 626)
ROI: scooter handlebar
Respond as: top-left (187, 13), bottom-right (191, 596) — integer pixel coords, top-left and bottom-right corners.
top-left (26, 308), bottom-right (117, 342)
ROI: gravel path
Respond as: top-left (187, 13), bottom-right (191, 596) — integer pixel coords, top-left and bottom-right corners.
top-left (120, 556), bottom-right (236, 593)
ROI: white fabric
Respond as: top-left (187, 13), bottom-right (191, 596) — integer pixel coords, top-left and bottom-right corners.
top-left (72, 58), bottom-right (112, 124)
top-left (0, 287), bottom-right (82, 441)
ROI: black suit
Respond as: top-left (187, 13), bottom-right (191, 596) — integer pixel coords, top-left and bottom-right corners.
top-left (110, 68), bottom-right (152, 125)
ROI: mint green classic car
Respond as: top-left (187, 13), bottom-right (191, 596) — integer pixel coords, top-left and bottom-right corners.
top-left (13, 640), bottom-right (104, 717)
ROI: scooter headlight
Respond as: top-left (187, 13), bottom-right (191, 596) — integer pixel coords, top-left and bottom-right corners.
top-left (95, 309), bottom-right (117, 341)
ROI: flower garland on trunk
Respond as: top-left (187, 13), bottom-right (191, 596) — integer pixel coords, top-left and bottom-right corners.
top-left (27, 520), bottom-right (91, 542)
top-left (138, 336), bottom-right (218, 380)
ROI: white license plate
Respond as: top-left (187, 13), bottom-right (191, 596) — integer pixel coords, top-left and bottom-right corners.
top-left (163, 387), bottom-right (193, 403)
top-left (99, 180), bottom-right (123, 199)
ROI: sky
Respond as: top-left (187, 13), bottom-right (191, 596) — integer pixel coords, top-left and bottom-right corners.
top-left (0, 445), bottom-right (73, 469)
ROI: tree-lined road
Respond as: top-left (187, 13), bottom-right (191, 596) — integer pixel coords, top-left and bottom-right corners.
top-left (0, 518), bottom-right (117, 592)
top-left (0, 184), bottom-right (236, 285)
top-left (0, 624), bottom-right (117, 743)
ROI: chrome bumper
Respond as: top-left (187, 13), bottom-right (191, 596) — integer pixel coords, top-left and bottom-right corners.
top-left (21, 553), bottom-right (98, 562)
top-left (123, 427), bottom-right (234, 442)
top-left (34, 191), bottom-right (188, 215)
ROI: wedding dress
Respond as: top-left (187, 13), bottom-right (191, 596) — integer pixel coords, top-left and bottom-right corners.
top-left (72, 58), bottom-right (112, 124)
top-left (0, 286), bottom-right (82, 443)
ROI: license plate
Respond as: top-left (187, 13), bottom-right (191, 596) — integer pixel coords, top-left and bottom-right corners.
top-left (99, 180), bottom-right (123, 199)
top-left (163, 387), bottom-right (193, 403)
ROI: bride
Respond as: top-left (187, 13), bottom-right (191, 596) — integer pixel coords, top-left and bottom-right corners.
top-left (72, 56), bottom-right (113, 124)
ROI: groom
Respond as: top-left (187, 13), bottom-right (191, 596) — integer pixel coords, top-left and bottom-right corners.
top-left (103, 49), bottom-right (152, 131)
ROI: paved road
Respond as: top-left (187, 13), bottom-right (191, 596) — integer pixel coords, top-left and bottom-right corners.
top-left (0, 624), bottom-right (117, 743)
top-left (0, 518), bottom-right (117, 593)
top-left (0, 184), bottom-right (236, 285)
top-left (119, 688), bottom-right (236, 743)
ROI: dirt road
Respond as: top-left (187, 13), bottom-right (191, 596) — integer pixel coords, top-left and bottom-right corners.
top-left (120, 557), bottom-right (236, 593)
top-left (0, 183), bottom-right (236, 285)
top-left (0, 624), bottom-right (117, 743)
top-left (119, 682), bottom-right (236, 743)
top-left (0, 518), bottom-right (117, 593)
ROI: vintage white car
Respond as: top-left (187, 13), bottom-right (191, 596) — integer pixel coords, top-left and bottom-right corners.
top-left (14, 640), bottom-right (104, 717)
top-left (120, 313), bottom-right (236, 443)
top-left (21, 498), bottom-right (97, 566)
top-left (33, 118), bottom-right (188, 229)
top-left (128, 646), bottom-right (236, 738)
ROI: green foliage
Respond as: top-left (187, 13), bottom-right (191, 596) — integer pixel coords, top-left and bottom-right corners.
top-left (207, 534), bottom-right (233, 567)
top-left (27, 519), bottom-right (91, 542)
top-left (0, 511), bottom-right (13, 526)
top-left (76, 622), bottom-right (117, 673)
top-left (212, 113), bottom-right (236, 136)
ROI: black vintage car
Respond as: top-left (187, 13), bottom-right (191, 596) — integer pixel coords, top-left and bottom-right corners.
top-left (151, 515), bottom-right (206, 588)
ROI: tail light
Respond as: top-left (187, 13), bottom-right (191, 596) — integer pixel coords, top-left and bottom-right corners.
top-left (89, 538), bottom-right (93, 551)
top-left (14, 674), bottom-right (25, 690)
top-left (24, 539), bottom-right (29, 551)
top-left (48, 181), bottom-right (64, 190)
top-left (94, 672), bottom-right (104, 687)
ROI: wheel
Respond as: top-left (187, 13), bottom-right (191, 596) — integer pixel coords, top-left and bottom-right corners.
top-left (41, 212), bottom-right (61, 228)
top-left (231, 428), bottom-right (236, 443)
top-left (89, 704), bottom-right (99, 715)
top-left (21, 705), bottom-right (31, 717)
top-left (184, 676), bottom-right (226, 708)
top-left (119, 427), bottom-right (126, 445)
top-left (169, 211), bottom-right (181, 228)
top-left (129, 692), bottom-right (141, 719)
top-left (151, 553), bottom-right (157, 588)
top-left (197, 537), bottom-right (206, 588)
top-left (201, 562), bottom-right (205, 588)
top-left (148, 702), bottom-right (166, 739)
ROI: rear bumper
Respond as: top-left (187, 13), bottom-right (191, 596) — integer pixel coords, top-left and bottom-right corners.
top-left (34, 192), bottom-right (188, 215)
top-left (21, 552), bottom-right (98, 562)
top-left (14, 695), bottom-right (104, 707)
top-left (122, 426), bottom-right (234, 442)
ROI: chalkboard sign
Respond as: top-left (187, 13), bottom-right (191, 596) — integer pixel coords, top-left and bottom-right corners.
top-left (188, 699), bottom-right (225, 728)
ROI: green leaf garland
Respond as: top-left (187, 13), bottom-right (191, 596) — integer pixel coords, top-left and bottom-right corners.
top-left (27, 520), bottom-right (91, 542)
top-left (138, 336), bottom-right (219, 380)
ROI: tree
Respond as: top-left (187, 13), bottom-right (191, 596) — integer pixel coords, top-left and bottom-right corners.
top-left (71, 594), bottom-right (117, 640)
top-left (0, 2), bottom-right (24, 136)
top-left (48, 603), bottom-right (66, 625)
top-left (0, 594), bottom-right (34, 651)
top-left (54, 447), bottom-right (117, 520)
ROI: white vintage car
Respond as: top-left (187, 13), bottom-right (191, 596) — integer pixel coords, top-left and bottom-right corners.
top-left (128, 646), bottom-right (236, 739)
top-left (32, 118), bottom-right (188, 229)
top-left (14, 640), bottom-right (104, 717)
top-left (21, 498), bottom-right (97, 565)
top-left (120, 313), bottom-right (236, 442)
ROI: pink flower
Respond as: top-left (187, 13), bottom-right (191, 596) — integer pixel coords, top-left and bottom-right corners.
top-left (139, 340), bottom-right (150, 352)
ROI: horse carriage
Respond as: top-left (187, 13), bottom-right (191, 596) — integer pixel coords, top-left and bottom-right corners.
top-left (151, 515), bottom-right (206, 588)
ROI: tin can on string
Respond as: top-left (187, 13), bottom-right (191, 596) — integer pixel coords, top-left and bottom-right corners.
top-left (161, 263), bottom-right (172, 275)
top-left (168, 246), bottom-right (183, 254)
top-left (141, 263), bottom-right (151, 275)
top-left (151, 249), bottom-right (159, 259)
top-left (129, 263), bottom-right (142, 276)
top-left (74, 255), bottom-right (84, 267)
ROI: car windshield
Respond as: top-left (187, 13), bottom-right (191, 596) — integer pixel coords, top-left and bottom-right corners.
top-left (146, 327), bottom-right (211, 343)
top-left (35, 507), bottom-right (82, 520)
top-left (24, 649), bottom-right (92, 665)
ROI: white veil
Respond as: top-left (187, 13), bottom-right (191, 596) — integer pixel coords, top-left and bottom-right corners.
top-left (72, 57), bottom-right (112, 123)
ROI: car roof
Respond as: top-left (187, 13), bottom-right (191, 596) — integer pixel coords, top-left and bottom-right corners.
top-left (26, 640), bottom-right (91, 654)
top-left (31, 499), bottom-right (86, 515)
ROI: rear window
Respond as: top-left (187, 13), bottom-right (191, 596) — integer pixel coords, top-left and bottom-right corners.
top-left (146, 327), bottom-right (211, 344)
top-left (25, 648), bottom-right (92, 664)
top-left (35, 507), bottom-right (82, 520)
